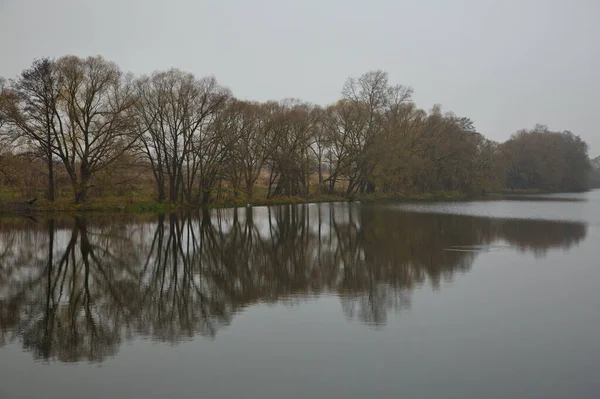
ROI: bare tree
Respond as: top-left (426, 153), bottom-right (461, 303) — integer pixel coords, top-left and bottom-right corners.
top-left (186, 89), bottom-right (234, 205)
top-left (135, 69), bottom-right (230, 203)
top-left (0, 59), bottom-right (61, 201)
top-left (340, 70), bottom-right (414, 195)
top-left (1, 61), bottom-right (595, 201)
top-left (227, 100), bottom-right (273, 200)
top-left (322, 100), bottom-right (369, 194)
top-left (53, 56), bottom-right (140, 203)
top-left (265, 100), bottom-right (318, 198)
top-left (308, 107), bottom-right (330, 193)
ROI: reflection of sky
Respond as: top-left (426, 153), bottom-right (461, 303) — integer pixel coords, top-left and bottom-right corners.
top-left (0, 228), bottom-right (66, 301)
top-left (389, 189), bottom-right (600, 224)
top-left (210, 202), bottom-right (360, 240)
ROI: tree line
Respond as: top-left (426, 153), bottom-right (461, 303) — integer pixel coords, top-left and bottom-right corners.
top-left (0, 56), bottom-right (594, 205)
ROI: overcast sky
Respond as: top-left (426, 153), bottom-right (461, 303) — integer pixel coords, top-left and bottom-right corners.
top-left (1, 0), bottom-right (598, 155)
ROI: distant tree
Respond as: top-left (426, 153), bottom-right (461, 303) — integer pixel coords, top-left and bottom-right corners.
top-left (589, 156), bottom-right (600, 188)
top-left (499, 125), bottom-right (590, 192)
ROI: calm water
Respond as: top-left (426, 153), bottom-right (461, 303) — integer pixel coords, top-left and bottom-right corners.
top-left (1, 191), bottom-right (599, 398)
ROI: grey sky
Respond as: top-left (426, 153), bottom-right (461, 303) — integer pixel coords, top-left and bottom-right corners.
top-left (1, 0), bottom-right (598, 155)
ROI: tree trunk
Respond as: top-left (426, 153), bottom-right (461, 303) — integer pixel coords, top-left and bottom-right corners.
top-left (169, 173), bottom-right (177, 203)
top-left (202, 189), bottom-right (211, 205)
top-left (157, 180), bottom-right (166, 203)
top-left (73, 165), bottom-right (90, 204)
top-left (47, 156), bottom-right (55, 202)
top-left (245, 180), bottom-right (254, 201)
top-left (328, 177), bottom-right (336, 195)
top-left (267, 167), bottom-right (275, 199)
top-left (317, 158), bottom-right (324, 194)
top-left (366, 181), bottom-right (376, 193)
top-left (231, 172), bottom-right (242, 198)
top-left (74, 185), bottom-right (87, 204)
top-left (71, 178), bottom-right (84, 204)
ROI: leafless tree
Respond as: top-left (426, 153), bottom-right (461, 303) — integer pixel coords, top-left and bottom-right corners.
top-left (226, 101), bottom-right (274, 199)
top-left (135, 69), bottom-right (230, 203)
top-left (0, 59), bottom-right (60, 201)
top-left (53, 56), bottom-right (140, 203)
top-left (265, 100), bottom-right (318, 198)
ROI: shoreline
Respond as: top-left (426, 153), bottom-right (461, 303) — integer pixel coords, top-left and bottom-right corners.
top-left (0, 192), bottom-right (464, 215)
top-left (0, 190), bottom-right (594, 216)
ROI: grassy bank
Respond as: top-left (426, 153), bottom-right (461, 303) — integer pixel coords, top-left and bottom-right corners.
top-left (0, 191), bottom-right (481, 215)
top-left (13, 186), bottom-right (588, 216)
top-left (0, 194), bottom-right (348, 215)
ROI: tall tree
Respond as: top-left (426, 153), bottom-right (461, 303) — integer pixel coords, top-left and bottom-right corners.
top-left (227, 101), bottom-right (273, 200)
top-left (341, 70), bottom-right (413, 195)
top-left (265, 100), bottom-right (318, 198)
top-left (191, 95), bottom-right (239, 205)
top-left (0, 59), bottom-right (60, 201)
top-left (135, 69), bottom-right (230, 203)
top-left (53, 55), bottom-right (139, 203)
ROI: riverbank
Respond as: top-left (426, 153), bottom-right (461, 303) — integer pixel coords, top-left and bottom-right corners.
top-left (4, 188), bottom-right (592, 216)
top-left (0, 194), bottom-right (345, 215)
top-left (0, 191), bottom-right (475, 215)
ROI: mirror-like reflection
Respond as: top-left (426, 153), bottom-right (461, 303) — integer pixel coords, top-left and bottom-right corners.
top-left (0, 203), bottom-right (587, 363)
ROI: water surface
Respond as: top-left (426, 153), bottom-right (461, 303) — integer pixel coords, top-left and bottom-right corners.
top-left (1, 191), bottom-right (599, 398)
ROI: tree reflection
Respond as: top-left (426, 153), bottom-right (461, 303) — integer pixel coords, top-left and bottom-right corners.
top-left (0, 204), bottom-right (588, 362)
top-left (136, 212), bottom-right (232, 341)
top-left (18, 217), bottom-right (140, 363)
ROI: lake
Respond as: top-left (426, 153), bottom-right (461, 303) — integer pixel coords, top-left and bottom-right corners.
top-left (1, 191), bottom-right (599, 398)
